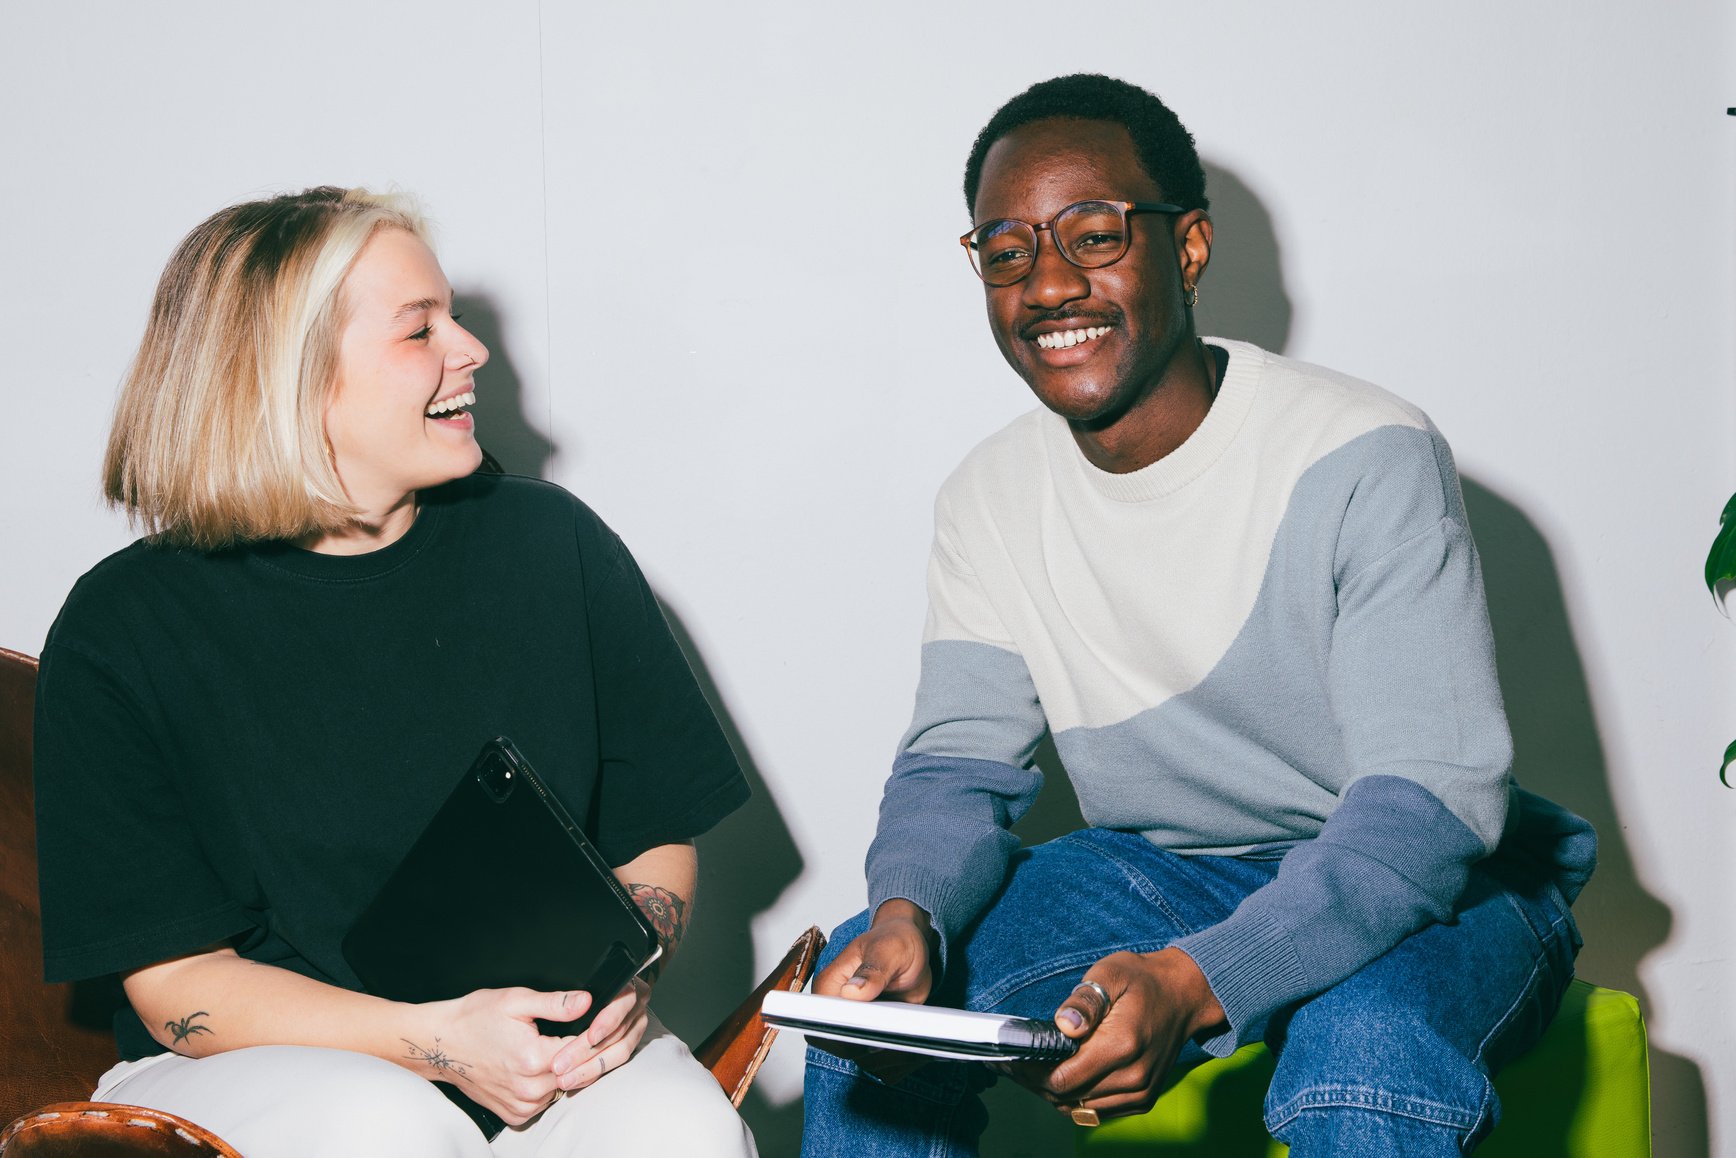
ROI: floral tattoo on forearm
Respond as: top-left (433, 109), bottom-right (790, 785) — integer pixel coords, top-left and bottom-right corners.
top-left (626, 883), bottom-right (688, 981)
top-left (165, 1011), bottom-right (212, 1048)
top-left (403, 1037), bottom-right (472, 1080)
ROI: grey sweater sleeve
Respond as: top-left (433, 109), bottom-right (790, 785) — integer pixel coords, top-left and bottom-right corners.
top-left (1172, 774), bottom-right (1489, 1055)
top-left (866, 750), bottom-right (1043, 970)
top-left (1174, 487), bottom-right (1519, 1052)
top-left (865, 496), bottom-right (1048, 967)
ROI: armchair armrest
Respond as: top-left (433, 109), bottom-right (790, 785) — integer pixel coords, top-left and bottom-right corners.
top-left (0, 1102), bottom-right (243, 1156)
top-left (695, 926), bottom-right (826, 1108)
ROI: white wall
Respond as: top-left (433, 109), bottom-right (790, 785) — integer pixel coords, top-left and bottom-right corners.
top-left (3, 3), bottom-right (1731, 1154)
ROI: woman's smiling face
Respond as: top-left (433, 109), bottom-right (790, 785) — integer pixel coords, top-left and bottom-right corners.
top-left (323, 227), bottom-right (488, 524)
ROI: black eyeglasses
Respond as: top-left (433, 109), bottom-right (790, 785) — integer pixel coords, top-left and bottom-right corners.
top-left (960, 199), bottom-right (1186, 286)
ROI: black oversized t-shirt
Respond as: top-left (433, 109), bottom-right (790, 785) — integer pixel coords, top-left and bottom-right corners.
top-left (34, 474), bottom-right (749, 1060)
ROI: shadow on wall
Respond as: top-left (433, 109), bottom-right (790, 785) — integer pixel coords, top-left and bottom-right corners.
top-left (456, 290), bottom-right (557, 478)
top-left (655, 601), bottom-right (807, 1155)
top-left (1193, 162), bottom-right (1291, 355)
top-left (1463, 480), bottom-right (1707, 1156)
top-left (454, 291), bottom-right (807, 1145)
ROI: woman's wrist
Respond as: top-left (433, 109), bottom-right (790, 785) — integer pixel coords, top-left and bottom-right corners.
top-left (396, 997), bottom-right (471, 1081)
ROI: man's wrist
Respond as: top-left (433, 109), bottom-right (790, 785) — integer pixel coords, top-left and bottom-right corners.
top-left (1145, 947), bottom-right (1228, 1039)
top-left (871, 899), bottom-right (941, 957)
top-left (871, 898), bottom-right (933, 928)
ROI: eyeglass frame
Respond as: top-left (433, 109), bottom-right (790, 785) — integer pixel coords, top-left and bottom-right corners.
top-left (959, 199), bottom-right (1189, 286)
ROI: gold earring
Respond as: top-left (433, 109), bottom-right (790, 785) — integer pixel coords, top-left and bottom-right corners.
top-left (1183, 285), bottom-right (1199, 308)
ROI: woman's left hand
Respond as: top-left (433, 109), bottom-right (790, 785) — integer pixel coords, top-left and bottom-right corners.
top-left (549, 977), bottom-right (652, 1091)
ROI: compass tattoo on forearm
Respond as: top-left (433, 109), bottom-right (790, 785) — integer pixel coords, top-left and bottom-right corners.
top-left (626, 883), bottom-right (688, 981)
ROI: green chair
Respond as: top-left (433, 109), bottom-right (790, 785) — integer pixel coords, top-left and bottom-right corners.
top-left (1077, 980), bottom-right (1650, 1156)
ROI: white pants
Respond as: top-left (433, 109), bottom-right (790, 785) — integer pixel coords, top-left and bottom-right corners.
top-left (92, 1015), bottom-right (757, 1158)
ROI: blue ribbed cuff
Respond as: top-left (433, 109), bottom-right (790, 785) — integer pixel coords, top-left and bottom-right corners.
top-left (1171, 908), bottom-right (1309, 1056)
top-left (867, 865), bottom-right (980, 976)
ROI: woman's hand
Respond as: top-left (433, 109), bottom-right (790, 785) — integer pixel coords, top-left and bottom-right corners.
top-left (549, 977), bottom-right (653, 1092)
top-left (421, 986), bottom-right (594, 1125)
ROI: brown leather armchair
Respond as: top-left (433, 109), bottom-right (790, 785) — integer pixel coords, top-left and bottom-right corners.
top-left (0, 646), bottom-right (822, 1154)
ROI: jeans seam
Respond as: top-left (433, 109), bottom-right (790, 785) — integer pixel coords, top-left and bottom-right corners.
top-left (1265, 1084), bottom-right (1483, 1132)
top-left (1471, 937), bottom-right (1546, 1069)
top-left (1493, 874), bottom-right (1574, 947)
top-left (1063, 831), bottom-right (1199, 938)
top-left (1469, 889), bottom-right (1572, 1138)
top-left (1265, 885), bottom-right (1568, 1143)
top-left (966, 834), bottom-right (1188, 1010)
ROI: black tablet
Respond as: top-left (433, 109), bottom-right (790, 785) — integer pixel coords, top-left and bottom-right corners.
top-left (343, 735), bottom-right (661, 1027)
top-left (343, 737), bottom-right (662, 1139)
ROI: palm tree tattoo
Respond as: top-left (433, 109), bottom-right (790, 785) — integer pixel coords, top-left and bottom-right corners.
top-left (165, 1012), bottom-right (212, 1047)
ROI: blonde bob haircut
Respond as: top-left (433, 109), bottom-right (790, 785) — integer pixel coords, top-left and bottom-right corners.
top-left (103, 186), bottom-right (430, 550)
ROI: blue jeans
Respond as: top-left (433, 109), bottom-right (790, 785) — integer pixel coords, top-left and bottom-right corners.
top-left (801, 828), bottom-right (1580, 1157)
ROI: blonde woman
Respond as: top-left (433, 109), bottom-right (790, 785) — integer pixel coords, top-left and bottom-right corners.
top-left (34, 187), bottom-right (757, 1157)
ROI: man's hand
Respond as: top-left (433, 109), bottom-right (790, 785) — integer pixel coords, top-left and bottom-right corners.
top-left (1003, 948), bottom-right (1227, 1122)
top-left (814, 900), bottom-right (937, 1003)
top-left (808, 900), bottom-right (940, 1082)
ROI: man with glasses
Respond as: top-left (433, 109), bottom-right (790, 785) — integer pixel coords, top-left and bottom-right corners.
top-left (800, 74), bottom-right (1595, 1156)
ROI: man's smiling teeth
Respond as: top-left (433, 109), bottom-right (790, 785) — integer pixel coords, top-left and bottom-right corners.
top-left (424, 390), bottom-right (475, 417)
top-left (1036, 326), bottom-right (1112, 350)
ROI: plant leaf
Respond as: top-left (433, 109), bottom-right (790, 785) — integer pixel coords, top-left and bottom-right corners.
top-left (1724, 739), bottom-right (1736, 789)
top-left (1707, 493), bottom-right (1736, 618)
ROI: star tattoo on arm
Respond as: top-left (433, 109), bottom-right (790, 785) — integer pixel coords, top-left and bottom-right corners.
top-left (165, 1012), bottom-right (212, 1048)
top-left (626, 883), bottom-right (689, 982)
top-left (403, 1038), bottom-right (472, 1080)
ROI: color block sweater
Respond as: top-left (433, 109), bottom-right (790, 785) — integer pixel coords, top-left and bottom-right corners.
top-left (866, 339), bottom-right (1595, 1055)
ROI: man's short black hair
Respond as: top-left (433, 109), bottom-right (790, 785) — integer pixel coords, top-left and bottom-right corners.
top-left (963, 74), bottom-right (1209, 216)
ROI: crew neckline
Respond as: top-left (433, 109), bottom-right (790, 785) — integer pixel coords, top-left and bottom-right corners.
top-left (1053, 338), bottom-right (1263, 503)
top-left (249, 491), bottom-right (447, 582)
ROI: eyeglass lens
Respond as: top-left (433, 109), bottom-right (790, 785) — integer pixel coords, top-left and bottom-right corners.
top-left (970, 201), bottom-right (1132, 285)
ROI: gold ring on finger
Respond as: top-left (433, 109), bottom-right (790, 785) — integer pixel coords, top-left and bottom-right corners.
top-left (1069, 1107), bottom-right (1102, 1127)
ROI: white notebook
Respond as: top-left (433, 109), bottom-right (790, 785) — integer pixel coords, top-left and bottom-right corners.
top-left (761, 990), bottom-right (1078, 1062)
